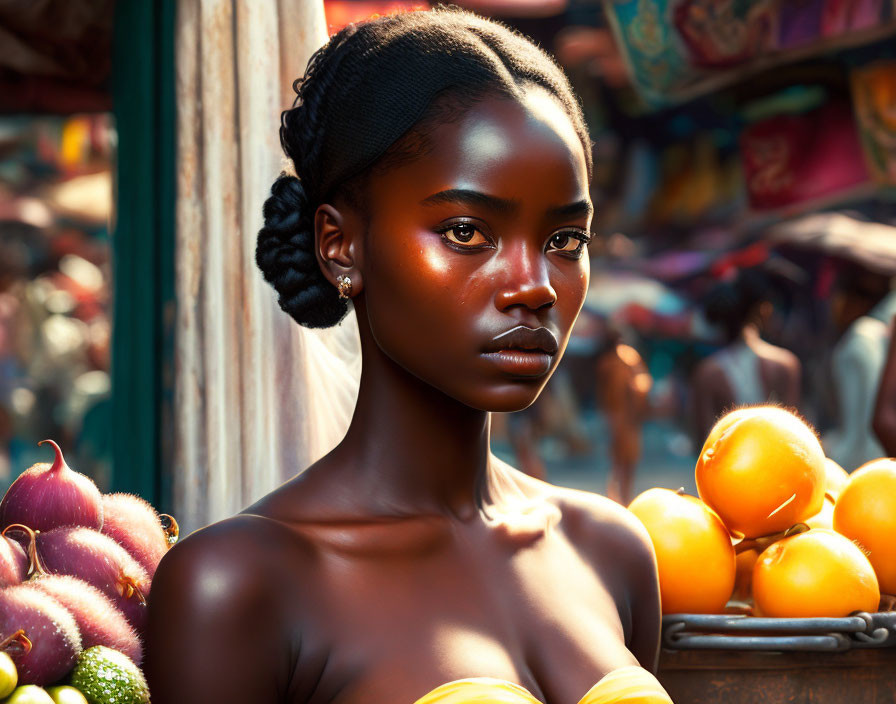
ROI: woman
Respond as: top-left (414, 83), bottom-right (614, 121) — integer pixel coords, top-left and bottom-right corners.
top-left (595, 327), bottom-right (652, 506)
top-left (692, 269), bottom-right (800, 442)
top-left (146, 9), bottom-right (667, 704)
top-left (873, 317), bottom-right (896, 456)
top-left (826, 267), bottom-right (895, 470)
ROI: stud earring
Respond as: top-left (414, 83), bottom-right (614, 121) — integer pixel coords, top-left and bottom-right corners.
top-left (336, 275), bottom-right (353, 300)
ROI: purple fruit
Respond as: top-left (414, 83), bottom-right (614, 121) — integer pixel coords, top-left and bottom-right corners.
top-left (35, 527), bottom-right (149, 635)
top-left (0, 441), bottom-right (102, 532)
top-left (27, 576), bottom-right (142, 666)
top-left (100, 494), bottom-right (171, 579)
top-left (0, 534), bottom-right (27, 587)
top-left (0, 584), bottom-right (82, 685)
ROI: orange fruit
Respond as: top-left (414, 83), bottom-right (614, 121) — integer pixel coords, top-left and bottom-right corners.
top-left (695, 406), bottom-right (825, 537)
top-left (753, 528), bottom-right (879, 617)
top-left (701, 406), bottom-right (760, 449)
top-left (804, 495), bottom-right (835, 530)
top-left (804, 459), bottom-right (847, 529)
top-left (833, 458), bottom-right (896, 594)
top-left (823, 458), bottom-right (850, 501)
top-left (732, 547), bottom-right (759, 603)
top-left (629, 488), bottom-right (735, 614)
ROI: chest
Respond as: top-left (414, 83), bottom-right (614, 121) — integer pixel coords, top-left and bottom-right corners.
top-left (284, 532), bottom-right (634, 704)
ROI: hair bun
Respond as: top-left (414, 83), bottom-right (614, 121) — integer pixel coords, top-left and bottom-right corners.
top-left (256, 174), bottom-right (348, 328)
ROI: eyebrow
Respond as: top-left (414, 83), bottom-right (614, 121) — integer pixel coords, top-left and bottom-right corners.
top-left (420, 188), bottom-right (593, 221)
top-left (420, 188), bottom-right (517, 215)
top-left (548, 199), bottom-right (593, 220)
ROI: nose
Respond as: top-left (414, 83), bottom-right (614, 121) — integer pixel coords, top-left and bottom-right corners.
top-left (494, 242), bottom-right (557, 312)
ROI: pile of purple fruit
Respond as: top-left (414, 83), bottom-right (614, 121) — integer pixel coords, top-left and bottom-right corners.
top-left (0, 440), bottom-right (177, 704)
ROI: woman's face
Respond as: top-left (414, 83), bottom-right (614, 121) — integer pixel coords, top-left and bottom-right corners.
top-left (356, 88), bottom-right (592, 412)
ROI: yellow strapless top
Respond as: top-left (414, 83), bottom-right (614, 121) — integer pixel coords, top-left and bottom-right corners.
top-left (414, 665), bottom-right (673, 703)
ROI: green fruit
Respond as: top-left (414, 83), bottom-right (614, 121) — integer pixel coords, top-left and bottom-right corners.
top-left (4, 685), bottom-right (54, 704)
top-left (0, 651), bottom-right (17, 698)
top-left (46, 686), bottom-right (89, 704)
top-left (69, 647), bottom-right (148, 704)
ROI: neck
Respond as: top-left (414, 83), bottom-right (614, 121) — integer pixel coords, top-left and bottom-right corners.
top-left (333, 320), bottom-right (495, 519)
top-left (740, 323), bottom-right (760, 343)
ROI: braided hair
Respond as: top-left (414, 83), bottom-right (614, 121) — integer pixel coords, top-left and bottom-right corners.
top-left (256, 7), bottom-right (592, 328)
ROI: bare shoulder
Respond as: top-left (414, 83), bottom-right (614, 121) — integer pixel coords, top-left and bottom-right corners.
top-left (550, 485), bottom-right (656, 577)
top-left (146, 514), bottom-right (313, 702)
top-left (153, 512), bottom-right (308, 597)
top-left (693, 356), bottom-right (725, 385)
top-left (148, 513), bottom-right (312, 645)
top-left (533, 479), bottom-right (661, 668)
top-left (507, 465), bottom-right (656, 583)
top-left (756, 339), bottom-right (800, 372)
top-left (692, 357), bottom-right (731, 404)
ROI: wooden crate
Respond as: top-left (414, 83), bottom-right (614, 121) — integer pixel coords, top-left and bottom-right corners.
top-left (658, 648), bottom-right (896, 704)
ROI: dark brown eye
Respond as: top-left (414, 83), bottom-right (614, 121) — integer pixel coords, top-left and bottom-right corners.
top-left (551, 233), bottom-right (571, 250)
top-left (547, 231), bottom-right (587, 255)
top-left (441, 223), bottom-right (489, 247)
top-left (453, 224), bottom-right (476, 242)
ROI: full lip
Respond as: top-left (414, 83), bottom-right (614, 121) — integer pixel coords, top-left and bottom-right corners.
top-left (482, 325), bottom-right (560, 356)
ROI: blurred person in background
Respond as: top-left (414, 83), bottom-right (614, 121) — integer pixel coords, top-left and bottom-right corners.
top-left (507, 368), bottom-right (591, 481)
top-left (505, 402), bottom-right (549, 481)
top-left (692, 268), bottom-right (801, 442)
top-left (825, 265), bottom-right (896, 469)
top-left (596, 324), bottom-right (652, 504)
top-left (872, 316), bottom-right (896, 456)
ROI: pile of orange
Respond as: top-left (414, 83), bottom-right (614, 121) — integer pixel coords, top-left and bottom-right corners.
top-left (628, 488), bottom-right (734, 615)
top-left (628, 405), bottom-right (894, 617)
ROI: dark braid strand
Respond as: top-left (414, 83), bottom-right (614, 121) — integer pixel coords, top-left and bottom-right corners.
top-left (256, 175), bottom-right (347, 328)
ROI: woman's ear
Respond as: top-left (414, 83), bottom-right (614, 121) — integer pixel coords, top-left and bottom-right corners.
top-left (314, 203), bottom-right (363, 296)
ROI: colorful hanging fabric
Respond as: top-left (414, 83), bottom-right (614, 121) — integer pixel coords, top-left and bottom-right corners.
top-left (852, 60), bottom-right (896, 185)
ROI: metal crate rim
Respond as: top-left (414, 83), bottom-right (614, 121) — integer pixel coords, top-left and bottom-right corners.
top-left (662, 611), bottom-right (896, 652)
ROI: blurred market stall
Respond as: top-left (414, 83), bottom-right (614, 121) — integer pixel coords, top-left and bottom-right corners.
top-left (0, 114), bottom-right (115, 496)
